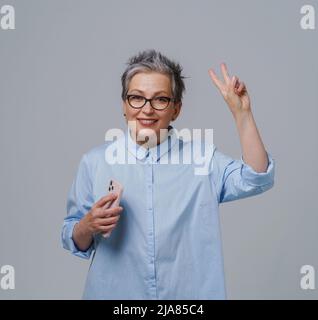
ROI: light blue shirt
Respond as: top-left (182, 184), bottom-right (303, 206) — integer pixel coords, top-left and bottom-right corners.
top-left (62, 126), bottom-right (275, 299)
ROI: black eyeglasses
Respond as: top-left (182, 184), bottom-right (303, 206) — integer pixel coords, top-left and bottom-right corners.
top-left (126, 94), bottom-right (175, 111)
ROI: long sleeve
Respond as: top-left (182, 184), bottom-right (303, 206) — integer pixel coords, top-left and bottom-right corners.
top-left (210, 146), bottom-right (275, 204)
top-left (61, 153), bottom-right (95, 259)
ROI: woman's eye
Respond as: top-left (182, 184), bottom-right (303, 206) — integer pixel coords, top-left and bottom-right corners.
top-left (131, 95), bottom-right (144, 101)
top-left (156, 97), bottom-right (169, 102)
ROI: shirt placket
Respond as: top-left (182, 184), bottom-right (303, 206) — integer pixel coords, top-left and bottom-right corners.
top-left (145, 150), bottom-right (157, 299)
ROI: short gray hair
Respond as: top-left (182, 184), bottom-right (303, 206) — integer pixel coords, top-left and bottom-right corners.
top-left (121, 49), bottom-right (186, 103)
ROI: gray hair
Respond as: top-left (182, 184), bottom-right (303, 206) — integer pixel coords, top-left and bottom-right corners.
top-left (121, 49), bottom-right (186, 103)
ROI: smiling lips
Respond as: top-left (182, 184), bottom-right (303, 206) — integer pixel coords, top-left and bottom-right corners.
top-left (137, 118), bottom-right (158, 126)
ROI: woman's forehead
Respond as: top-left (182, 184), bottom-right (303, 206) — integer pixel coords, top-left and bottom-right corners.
top-left (128, 72), bottom-right (172, 94)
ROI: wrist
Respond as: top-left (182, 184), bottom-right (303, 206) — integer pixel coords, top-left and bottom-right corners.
top-left (78, 215), bottom-right (93, 238)
top-left (234, 109), bottom-right (254, 127)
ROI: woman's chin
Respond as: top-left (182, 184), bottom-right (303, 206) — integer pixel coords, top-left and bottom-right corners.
top-left (137, 128), bottom-right (157, 144)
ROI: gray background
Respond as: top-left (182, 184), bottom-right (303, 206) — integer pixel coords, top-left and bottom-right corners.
top-left (0, 0), bottom-right (317, 299)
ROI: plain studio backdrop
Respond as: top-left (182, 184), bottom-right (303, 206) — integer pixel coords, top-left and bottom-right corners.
top-left (0, 0), bottom-right (317, 299)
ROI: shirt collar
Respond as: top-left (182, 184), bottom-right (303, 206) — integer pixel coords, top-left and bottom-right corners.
top-left (126, 125), bottom-right (178, 162)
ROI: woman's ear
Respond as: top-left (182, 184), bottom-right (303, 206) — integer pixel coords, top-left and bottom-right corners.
top-left (122, 101), bottom-right (127, 117)
top-left (172, 101), bottom-right (182, 120)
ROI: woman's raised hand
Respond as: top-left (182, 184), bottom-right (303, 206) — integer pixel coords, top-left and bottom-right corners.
top-left (208, 63), bottom-right (251, 118)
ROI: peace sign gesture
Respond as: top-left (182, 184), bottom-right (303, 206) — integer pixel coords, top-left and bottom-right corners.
top-left (208, 63), bottom-right (251, 118)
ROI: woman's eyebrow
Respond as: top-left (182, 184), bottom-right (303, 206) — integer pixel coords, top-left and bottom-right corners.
top-left (129, 89), bottom-right (169, 95)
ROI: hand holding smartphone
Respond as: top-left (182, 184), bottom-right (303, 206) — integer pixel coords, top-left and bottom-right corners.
top-left (102, 179), bottom-right (123, 238)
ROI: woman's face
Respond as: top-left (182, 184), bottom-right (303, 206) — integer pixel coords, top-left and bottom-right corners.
top-left (122, 71), bottom-right (181, 146)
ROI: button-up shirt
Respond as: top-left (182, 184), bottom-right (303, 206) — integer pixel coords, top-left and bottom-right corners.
top-left (62, 126), bottom-right (275, 299)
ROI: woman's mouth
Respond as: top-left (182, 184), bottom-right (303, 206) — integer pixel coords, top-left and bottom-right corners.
top-left (138, 119), bottom-right (158, 126)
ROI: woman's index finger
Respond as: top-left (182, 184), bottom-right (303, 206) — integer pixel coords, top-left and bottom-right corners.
top-left (94, 193), bottom-right (117, 208)
top-left (208, 68), bottom-right (224, 90)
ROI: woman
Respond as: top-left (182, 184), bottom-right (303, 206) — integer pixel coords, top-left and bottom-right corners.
top-left (62, 49), bottom-right (275, 299)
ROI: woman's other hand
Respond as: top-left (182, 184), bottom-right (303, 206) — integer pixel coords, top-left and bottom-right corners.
top-left (73, 193), bottom-right (123, 251)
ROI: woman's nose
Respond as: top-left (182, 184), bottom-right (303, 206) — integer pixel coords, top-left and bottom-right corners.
top-left (142, 101), bottom-right (154, 114)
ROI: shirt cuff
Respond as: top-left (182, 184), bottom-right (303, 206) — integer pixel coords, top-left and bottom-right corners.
top-left (62, 220), bottom-right (94, 259)
top-left (240, 151), bottom-right (275, 187)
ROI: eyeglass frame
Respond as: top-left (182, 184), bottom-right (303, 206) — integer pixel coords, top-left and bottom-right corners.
top-left (125, 94), bottom-right (176, 111)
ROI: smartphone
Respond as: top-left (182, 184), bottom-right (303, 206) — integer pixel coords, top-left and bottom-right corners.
top-left (102, 179), bottom-right (124, 238)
